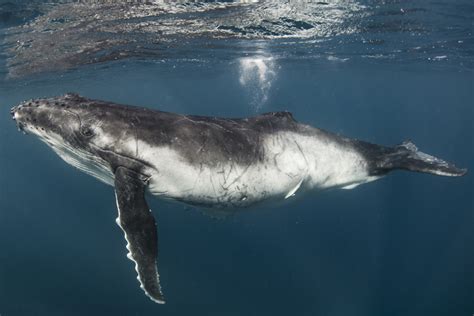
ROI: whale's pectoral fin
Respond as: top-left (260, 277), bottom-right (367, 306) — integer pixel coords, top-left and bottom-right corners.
top-left (114, 166), bottom-right (165, 304)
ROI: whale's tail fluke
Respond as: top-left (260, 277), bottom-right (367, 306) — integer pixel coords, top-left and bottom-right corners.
top-left (364, 140), bottom-right (467, 177)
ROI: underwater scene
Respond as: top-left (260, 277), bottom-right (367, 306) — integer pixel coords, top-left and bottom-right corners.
top-left (0, 0), bottom-right (473, 315)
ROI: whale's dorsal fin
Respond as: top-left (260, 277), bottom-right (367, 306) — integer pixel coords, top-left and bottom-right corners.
top-left (114, 166), bottom-right (165, 304)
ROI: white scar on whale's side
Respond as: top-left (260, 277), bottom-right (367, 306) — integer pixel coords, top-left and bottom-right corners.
top-left (11, 93), bottom-right (467, 303)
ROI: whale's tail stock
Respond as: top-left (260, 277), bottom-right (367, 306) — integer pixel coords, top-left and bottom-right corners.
top-left (359, 140), bottom-right (467, 177)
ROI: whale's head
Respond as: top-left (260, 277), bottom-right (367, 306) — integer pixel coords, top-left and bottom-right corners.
top-left (10, 93), bottom-right (135, 184)
top-left (10, 93), bottom-right (113, 148)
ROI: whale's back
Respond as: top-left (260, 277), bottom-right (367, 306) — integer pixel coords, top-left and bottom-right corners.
top-left (132, 108), bottom-right (302, 166)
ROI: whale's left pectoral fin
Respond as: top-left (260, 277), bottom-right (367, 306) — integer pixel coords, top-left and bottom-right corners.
top-left (114, 166), bottom-right (165, 304)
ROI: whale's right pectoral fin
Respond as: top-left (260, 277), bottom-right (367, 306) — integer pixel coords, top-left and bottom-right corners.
top-left (114, 166), bottom-right (165, 304)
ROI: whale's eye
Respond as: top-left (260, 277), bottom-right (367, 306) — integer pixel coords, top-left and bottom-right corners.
top-left (81, 126), bottom-right (94, 138)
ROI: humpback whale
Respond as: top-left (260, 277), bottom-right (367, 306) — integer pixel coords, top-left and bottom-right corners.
top-left (10, 93), bottom-right (466, 303)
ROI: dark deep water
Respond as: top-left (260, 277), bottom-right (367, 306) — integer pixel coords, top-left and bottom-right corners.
top-left (0, 1), bottom-right (473, 315)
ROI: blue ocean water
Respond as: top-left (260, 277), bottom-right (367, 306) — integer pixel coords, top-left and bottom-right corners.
top-left (0, 1), bottom-right (473, 315)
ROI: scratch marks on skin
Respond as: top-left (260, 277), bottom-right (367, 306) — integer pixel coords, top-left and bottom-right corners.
top-left (205, 121), bottom-right (233, 134)
top-left (172, 115), bottom-right (198, 125)
top-left (294, 138), bottom-right (309, 169)
top-left (224, 162), bottom-right (235, 186)
top-left (135, 137), bottom-right (139, 158)
top-left (191, 162), bottom-right (204, 195)
top-left (223, 161), bottom-right (251, 191)
top-left (196, 145), bottom-right (205, 154)
top-left (174, 115), bottom-right (235, 135)
top-left (209, 172), bottom-right (218, 202)
top-left (199, 116), bottom-right (240, 136)
top-left (133, 117), bottom-right (139, 158)
top-left (292, 137), bottom-right (310, 192)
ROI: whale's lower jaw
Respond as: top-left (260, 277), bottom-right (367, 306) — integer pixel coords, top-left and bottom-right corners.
top-left (26, 124), bottom-right (115, 186)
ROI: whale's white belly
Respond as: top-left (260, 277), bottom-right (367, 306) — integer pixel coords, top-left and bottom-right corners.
top-left (143, 131), bottom-right (372, 208)
top-left (147, 145), bottom-right (308, 207)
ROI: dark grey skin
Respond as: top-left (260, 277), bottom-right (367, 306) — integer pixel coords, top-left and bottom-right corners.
top-left (10, 93), bottom-right (467, 303)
